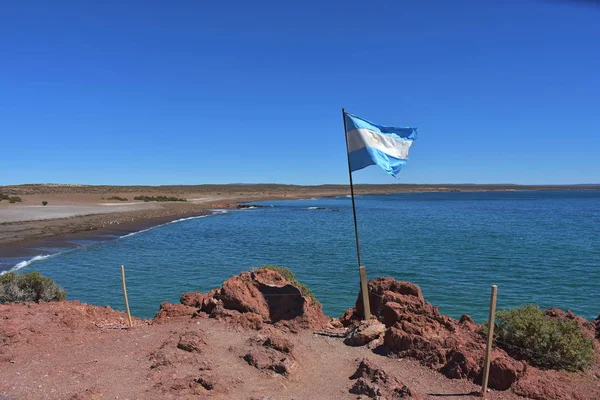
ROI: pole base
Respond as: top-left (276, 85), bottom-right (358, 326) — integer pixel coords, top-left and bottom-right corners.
top-left (359, 266), bottom-right (371, 320)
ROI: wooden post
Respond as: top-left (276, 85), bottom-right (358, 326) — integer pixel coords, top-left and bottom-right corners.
top-left (359, 266), bottom-right (371, 320)
top-left (481, 285), bottom-right (498, 396)
top-left (121, 265), bottom-right (133, 328)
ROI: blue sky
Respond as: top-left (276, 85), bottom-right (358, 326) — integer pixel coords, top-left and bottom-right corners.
top-left (1, 0), bottom-right (599, 185)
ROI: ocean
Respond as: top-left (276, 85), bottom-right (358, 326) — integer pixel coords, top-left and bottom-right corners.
top-left (2, 191), bottom-right (599, 322)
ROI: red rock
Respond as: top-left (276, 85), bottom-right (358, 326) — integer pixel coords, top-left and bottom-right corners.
top-left (263, 335), bottom-right (294, 353)
top-left (327, 318), bottom-right (344, 329)
top-left (180, 292), bottom-right (207, 308)
top-left (459, 314), bottom-right (474, 324)
top-left (340, 307), bottom-right (359, 327)
top-left (239, 312), bottom-right (264, 330)
top-left (347, 277), bottom-right (493, 387)
top-left (349, 277), bottom-right (598, 395)
top-left (209, 307), bottom-right (264, 330)
top-left (195, 375), bottom-right (217, 391)
top-left (485, 356), bottom-right (525, 390)
top-left (355, 278), bottom-right (425, 320)
top-left (218, 272), bottom-right (270, 315)
top-left (383, 326), bottom-right (446, 367)
top-left (208, 269), bottom-right (329, 330)
top-left (349, 359), bottom-right (424, 399)
top-left (441, 350), bottom-right (479, 380)
top-left (344, 280), bottom-right (600, 396)
top-left (154, 373), bottom-right (226, 396)
top-left (155, 269), bottom-right (329, 330)
top-left (176, 331), bottom-right (205, 353)
top-left (252, 268), bottom-right (289, 286)
top-left (349, 378), bottom-right (382, 398)
top-left (513, 367), bottom-right (600, 400)
top-left (367, 336), bottom-right (384, 350)
top-left (243, 348), bottom-right (295, 376)
top-left (381, 301), bottom-right (404, 327)
top-left (344, 320), bottom-right (386, 347)
top-left (153, 302), bottom-right (197, 323)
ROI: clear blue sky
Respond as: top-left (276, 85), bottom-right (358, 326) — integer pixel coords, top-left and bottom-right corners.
top-left (1, 0), bottom-right (599, 185)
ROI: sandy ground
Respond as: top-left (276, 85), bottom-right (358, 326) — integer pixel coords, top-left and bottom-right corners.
top-left (0, 301), bottom-right (525, 400)
top-left (0, 203), bottom-right (164, 223)
top-left (0, 192), bottom-right (254, 247)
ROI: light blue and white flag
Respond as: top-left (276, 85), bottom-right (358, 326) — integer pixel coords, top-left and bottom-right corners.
top-left (345, 112), bottom-right (417, 177)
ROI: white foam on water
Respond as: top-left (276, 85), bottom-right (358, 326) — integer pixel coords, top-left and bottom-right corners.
top-left (120, 214), bottom-right (212, 239)
top-left (1, 254), bottom-right (55, 275)
top-left (1, 210), bottom-right (231, 274)
top-left (209, 209), bottom-right (230, 215)
top-left (307, 207), bottom-right (319, 210)
top-left (119, 226), bottom-right (155, 238)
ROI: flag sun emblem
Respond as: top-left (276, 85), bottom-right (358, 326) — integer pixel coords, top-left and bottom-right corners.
top-left (369, 132), bottom-right (380, 144)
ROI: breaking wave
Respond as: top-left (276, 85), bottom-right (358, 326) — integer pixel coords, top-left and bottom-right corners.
top-left (1, 254), bottom-right (55, 275)
top-left (120, 214), bottom-right (213, 238)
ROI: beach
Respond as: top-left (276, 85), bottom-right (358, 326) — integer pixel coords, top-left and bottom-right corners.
top-left (2, 183), bottom-right (599, 263)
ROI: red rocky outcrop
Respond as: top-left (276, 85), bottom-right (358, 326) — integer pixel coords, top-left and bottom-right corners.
top-left (344, 319), bottom-right (386, 347)
top-left (243, 333), bottom-right (297, 376)
top-left (153, 302), bottom-right (198, 323)
top-left (340, 277), bottom-right (524, 391)
top-left (349, 358), bottom-right (425, 399)
top-left (512, 367), bottom-right (600, 400)
top-left (155, 268), bottom-right (330, 331)
top-left (473, 353), bottom-right (525, 391)
top-left (595, 315), bottom-right (600, 340)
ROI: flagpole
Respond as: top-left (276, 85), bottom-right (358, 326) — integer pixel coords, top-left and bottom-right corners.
top-left (342, 108), bottom-right (372, 320)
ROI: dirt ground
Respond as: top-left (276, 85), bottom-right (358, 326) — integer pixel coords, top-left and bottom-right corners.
top-left (0, 301), bottom-right (525, 400)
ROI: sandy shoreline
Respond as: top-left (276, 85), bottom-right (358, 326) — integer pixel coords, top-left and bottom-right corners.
top-left (2, 183), bottom-right (599, 265)
top-left (0, 188), bottom-right (353, 263)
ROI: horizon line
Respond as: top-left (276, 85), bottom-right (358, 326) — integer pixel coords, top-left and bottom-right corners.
top-left (2, 182), bottom-right (600, 188)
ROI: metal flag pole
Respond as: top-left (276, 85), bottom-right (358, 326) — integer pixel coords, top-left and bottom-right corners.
top-left (342, 108), bottom-right (372, 320)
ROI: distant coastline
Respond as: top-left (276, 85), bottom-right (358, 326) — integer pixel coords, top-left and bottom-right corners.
top-left (3, 182), bottom-right (600, 196)
top-left (1, 183), bottom-right (599, 262)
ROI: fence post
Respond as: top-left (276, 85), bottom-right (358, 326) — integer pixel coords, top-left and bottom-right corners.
top-left (481, 284), bottom-right (498, 396)
top-left (359, 266), bottom-right (371, 320)
top-left (121, 265), bottom-right (133, 328)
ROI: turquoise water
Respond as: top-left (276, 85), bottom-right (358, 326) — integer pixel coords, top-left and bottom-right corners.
top-left (4, 191), bottom-right (599, 321)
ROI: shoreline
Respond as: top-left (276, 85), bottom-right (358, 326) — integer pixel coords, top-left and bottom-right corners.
top-left (0, 211), bottom-right (214, 273)
top-left (2, 185), bottom-right (600, 272)
top-left (0, 191), bottom-right (349, 270)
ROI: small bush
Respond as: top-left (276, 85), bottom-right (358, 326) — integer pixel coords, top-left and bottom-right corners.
top-left (493, 305), bottom-right (594, 371)
top-left (107, 196), bottom-right (128, 201)
top-left (258, 265), bottom-right (315, 301)
top-left (133, 195), bottom-right (186, 202)
top-left (0, 271), bottom-right (67, 303)
top-left (8, 196), bottom-right (22, 203)
top-left (42, 201), bottom-right (48, 206)
top-left (0, 193), bottom-right (9, 201)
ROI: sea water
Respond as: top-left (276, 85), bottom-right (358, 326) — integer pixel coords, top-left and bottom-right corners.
top-left (3, 191), bottom-right (599, 321)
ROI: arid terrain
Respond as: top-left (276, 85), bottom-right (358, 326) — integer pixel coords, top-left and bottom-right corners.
top-left (1, 268), bottom-right (599, 400)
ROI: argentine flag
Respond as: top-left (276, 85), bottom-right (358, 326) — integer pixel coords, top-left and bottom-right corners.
top-left (345, 112), bottom-right (417, 177)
